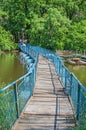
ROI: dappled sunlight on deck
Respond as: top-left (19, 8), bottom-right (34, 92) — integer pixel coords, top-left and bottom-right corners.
top-left (11, 56), bottom-right (76, 130)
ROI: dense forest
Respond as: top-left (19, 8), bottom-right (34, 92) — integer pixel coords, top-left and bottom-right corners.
top-left (0, 0), bottom-right (86, 51)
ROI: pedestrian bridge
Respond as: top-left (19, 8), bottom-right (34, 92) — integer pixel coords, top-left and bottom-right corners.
top-left (0, 44), bottom-right (86, 130)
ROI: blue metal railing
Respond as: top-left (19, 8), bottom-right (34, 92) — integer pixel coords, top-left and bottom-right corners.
top-left (31, 45), bottom-right (86, 124)
top-left (0, 46), bottom-right (38, 130)
top-left (0, 43), bottom-right (86, 129)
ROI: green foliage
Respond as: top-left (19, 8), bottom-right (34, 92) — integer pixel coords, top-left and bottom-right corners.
top-left (0, 26), bottom-right (15, 51)
top-left (73, 121), bottom-right (86, 130)
top-left (0, 10), bottom-right (8, 27)
top-left (0, 0), bottom-right (86, 51)
top-left (0, 7), bottom-right (15, 51)
top-left (42, 8), bottom-right (70, 50)
top-left (64, 20), bottom-right (86, 51)
top-left (28, 7), bottom-right (70, 51)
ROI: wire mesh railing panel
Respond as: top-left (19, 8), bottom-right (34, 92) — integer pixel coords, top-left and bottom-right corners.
top-left (78, 87), bottom-right (86, 123)
top-left (18, 70), bottom-right (35, 113)
top-left (0, 89), bottom-right (17, 130)
top-left (32, 45), bottom-right (86, 124)
top-left (18, 80), bottom-right (31, 113)
top-left (0, 44), bottom-right (86, 129)
top-left (0, 45), bottom-right (38, 130)
top-left (64, 69), bottom-right (71, 95)
top-left (71, 76), bottom-right (79, 113)
top-left (61, 65), bottom-right (66, 84)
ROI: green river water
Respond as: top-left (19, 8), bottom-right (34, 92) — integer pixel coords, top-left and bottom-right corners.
top-left (65, 63), bottom-right (86, 87)
top-left (57, 51), bottom-right (86, 87)
top-left (0, 52), bottom-right (26, 89)
top-left (0, 52), bottom-right (86, 89)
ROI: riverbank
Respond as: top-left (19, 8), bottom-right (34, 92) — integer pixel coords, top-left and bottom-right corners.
top-left (57, 50), bottom-right (86, 65)
top-left (56, 51), bottom-right (86, 87)
top-left (0, 49), bottom-right (19, 54)
top-left (66, 58), bottom-right (86, 65)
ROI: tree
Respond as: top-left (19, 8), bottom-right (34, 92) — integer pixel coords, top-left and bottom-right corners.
top-left (0, 26), bottom-right (15, 50)
top-left (0, 26), bottom-right (15, 51)
top-left (64, 20), bottom-right (86, 51)
top-left (0, 0), bottom-right (86, 51)
top-left (0, 7), bottom-right (15, 51)
top-left (28, 7), bottom-right (70, 51)
top-left (42, 8), bottom-right (70, 50)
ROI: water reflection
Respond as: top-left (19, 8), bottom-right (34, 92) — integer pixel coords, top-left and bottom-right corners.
top-left (0, 52), bottom-right (26, 88)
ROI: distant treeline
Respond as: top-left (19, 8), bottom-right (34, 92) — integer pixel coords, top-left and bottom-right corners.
top-left (0, 0), bottom-right (86, 51)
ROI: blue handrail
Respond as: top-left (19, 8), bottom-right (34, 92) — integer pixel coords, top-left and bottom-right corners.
top-left (0, 46), bottom-right (38, 130)
top-left (18, 43), bottom-right (86, 123)
top-left (31, 45), bottom-right (86, 124)
top-left (0, 72), bottom-right (31, 93)
top-left (0, 43), bottom-right (86, 129)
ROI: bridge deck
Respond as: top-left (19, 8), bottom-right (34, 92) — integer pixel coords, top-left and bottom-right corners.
top-left (11, 55), bottom-right (76, 130)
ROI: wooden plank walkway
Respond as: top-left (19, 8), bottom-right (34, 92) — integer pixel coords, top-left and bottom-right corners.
top-left (11, 55), bottom-right (76, 130)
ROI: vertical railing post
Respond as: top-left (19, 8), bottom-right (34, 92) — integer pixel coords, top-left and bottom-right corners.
top-left (62, 65), bottom-right (63, 83)
top-left (14, 83), bottom-right (19, 119)
top-left (65, 69), bottom-right (67, 89)
top-left (69, 73), bottom-right (73, 96)
top-left (59, 60), bottom-right (60, 74)
top-left (33, 65), bottom-right (35, 85)
top-left (63, 66), bottom-right (65, 86)
top-left (32, 65), bottom-right (35, 96)
top-left (76, 83), bottom-right (80, 121)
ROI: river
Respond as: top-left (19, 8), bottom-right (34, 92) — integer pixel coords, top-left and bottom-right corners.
top-left (0, 52), bottom-right (26, 88)
top-left (0, 51), bottom-right (86, 89)
top-left (64, 63), bottom-right (86, 87)
top-left (57, 51), bottom-right (86, 87)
